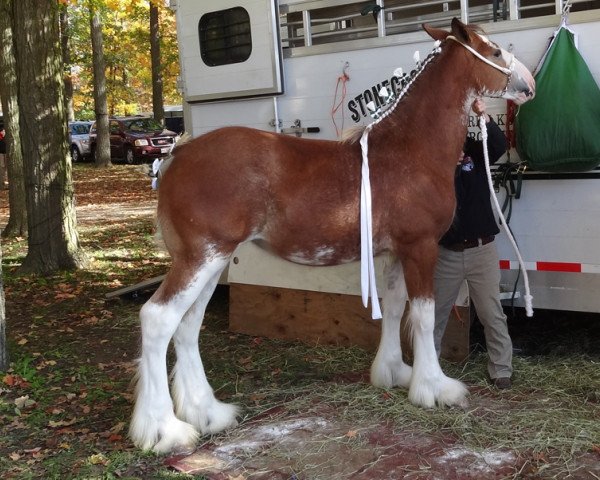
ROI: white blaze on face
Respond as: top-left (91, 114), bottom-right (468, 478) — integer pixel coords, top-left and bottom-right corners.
top-left (476, 33), bottom-right (536, 104)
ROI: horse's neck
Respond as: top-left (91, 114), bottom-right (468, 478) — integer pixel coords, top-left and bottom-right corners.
top-left (371, 47), bottom-right (473, 160)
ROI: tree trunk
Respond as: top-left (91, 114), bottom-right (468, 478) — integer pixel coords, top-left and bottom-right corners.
top-left (0, 239), bottom-right (7, 371)
top-left (150, 1), bottom-right (164, 125)
top-left (89, 2), bottom-right (111, 168)
top-left (0, 0), bottom-right (27, 238)
top-left (60, 7), bottom-right (75, 123)
top-left (13, 0), bottom-right (87, 274)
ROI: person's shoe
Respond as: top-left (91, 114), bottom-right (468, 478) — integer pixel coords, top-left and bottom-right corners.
top-left (493, 377), bottom-right (512, 389)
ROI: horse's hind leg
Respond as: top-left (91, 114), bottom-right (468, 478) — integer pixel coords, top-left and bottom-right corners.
top-left (370, 259), bottom-right (413, 389)
top-left (129, 256), bottom-right (229, 453)
top-left (171, 266), bottom-right (238, 435)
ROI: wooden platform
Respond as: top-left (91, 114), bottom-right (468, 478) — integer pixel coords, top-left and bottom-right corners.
top-left (229, 283), bottom-right (470, 363)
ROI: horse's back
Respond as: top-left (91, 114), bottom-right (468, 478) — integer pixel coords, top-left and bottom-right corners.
top-left (157, 126), bottom-right (363, 260)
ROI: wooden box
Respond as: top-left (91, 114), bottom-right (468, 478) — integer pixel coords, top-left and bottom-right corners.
top-left (229, 283), bottom-right (470, 363)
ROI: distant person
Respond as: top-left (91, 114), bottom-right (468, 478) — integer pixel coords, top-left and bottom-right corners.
top-left (433, 98), bottom-right (513, 389)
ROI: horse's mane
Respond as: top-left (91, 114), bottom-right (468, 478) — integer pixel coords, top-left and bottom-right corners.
top-left (338, 34), bottom-right (452, 146)
top-left (463, 23), bottom-right (486, 35)
top-left (337, 25), bottom-right (488, 146)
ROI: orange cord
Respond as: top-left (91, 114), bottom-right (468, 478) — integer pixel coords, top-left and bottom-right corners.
top-left (331, 63), bottom-right (350, 138)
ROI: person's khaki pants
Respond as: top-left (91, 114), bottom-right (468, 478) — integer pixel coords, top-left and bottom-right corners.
top-left (434, 241), bottom-right (513, 380)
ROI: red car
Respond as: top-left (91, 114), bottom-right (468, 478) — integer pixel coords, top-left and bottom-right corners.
top-left (89, 116), bottom-right (178, 164)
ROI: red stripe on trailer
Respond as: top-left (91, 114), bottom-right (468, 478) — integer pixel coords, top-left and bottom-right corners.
top-left (499, 260), bottom-right (586, 273)
top-left (499, 260), bottom-right (511, 270)
top-left (536, 262), bottom-right (581, 273)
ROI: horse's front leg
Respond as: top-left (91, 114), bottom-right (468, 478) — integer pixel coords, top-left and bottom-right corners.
top-left (402, 244), bottom-right (469, 408)
top-left (370, 259), bottom-right (413, 389)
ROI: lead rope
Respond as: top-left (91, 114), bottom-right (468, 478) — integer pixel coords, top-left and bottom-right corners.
top-left (480, 115), bottom-right (534, 316)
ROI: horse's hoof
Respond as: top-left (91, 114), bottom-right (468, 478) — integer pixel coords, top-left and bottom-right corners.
top-left (370, 355), bottom-right (412, 389)
top-left (201, 400), bottom-right (240, 435)
top-left (408, 375), bottom-right (469, 409)
top-left (152, 419), bottom-right (199, 454)
top-left (437, 377), bottom-right (469, 408)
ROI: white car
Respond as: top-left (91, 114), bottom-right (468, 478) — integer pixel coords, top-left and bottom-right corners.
top-left (68, 121), bottom-right (93, 163)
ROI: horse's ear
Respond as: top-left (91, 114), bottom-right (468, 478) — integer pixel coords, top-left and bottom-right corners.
top-left (450, 17), bottom-right (470, 43)
top-left (422, 23), bottom-right (449, 41)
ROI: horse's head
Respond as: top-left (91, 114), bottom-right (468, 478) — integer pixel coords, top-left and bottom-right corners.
top-left (423, 18), bottom-right (535, 105)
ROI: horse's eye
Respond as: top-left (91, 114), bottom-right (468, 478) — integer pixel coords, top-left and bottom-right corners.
top-left (493, 49), bottom-right (502, 58)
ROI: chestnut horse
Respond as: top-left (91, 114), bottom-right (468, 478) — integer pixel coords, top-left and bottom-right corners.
top-left (130, 19), bottom-right (535, 452)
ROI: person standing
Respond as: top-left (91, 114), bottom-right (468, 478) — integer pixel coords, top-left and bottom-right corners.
top-left (433, 98), bottom-right (513, 389)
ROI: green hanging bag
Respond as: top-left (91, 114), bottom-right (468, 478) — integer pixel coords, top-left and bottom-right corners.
top-left (516, 26), bottom-right (600, 172)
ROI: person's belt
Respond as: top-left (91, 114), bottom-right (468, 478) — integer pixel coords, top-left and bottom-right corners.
top-left (444, 235), bottom-right (494, 252)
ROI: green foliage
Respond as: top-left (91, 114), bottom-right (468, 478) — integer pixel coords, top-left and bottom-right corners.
top-left (10, 354), bottom-right (44, 391)
top-left (66, 0), bottom-right (181, 120)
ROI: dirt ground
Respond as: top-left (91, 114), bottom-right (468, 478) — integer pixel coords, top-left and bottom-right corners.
top-left (163, 380), bottom-right (600, 480)
top-left (166, 403), bottom-right (523, 480)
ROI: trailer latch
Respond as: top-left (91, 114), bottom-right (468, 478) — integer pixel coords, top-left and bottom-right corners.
top-left (280, 119), bottom-right (321, 137)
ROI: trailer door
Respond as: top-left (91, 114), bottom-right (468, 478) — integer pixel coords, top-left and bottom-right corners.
top-left (173, 0), bottom-right (283, 103)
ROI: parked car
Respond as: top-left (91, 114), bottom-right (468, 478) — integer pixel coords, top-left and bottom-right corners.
top-left (68, 121), bottom-right (93, 163)
top-left (89, 116), bottom-right (178, 164)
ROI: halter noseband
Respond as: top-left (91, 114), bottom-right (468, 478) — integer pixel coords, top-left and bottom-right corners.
top-left (447, 35), bottom-right (515, 97)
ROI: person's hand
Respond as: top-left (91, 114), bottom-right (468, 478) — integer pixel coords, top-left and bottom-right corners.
top-left (471, 98), bottom-right (490, 122)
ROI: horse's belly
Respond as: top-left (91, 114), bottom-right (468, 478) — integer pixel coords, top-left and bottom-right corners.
top-left (252, 239), bottom-right (359, 267)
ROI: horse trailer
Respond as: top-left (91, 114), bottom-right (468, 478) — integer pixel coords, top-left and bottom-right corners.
top-left (169, 0), bottom-right (600, 359)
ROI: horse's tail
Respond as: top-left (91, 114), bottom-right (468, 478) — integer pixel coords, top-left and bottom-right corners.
top-left (152, 134), bottom-right (193, 252)
top-left (159, 132), bottom-right (193, 176)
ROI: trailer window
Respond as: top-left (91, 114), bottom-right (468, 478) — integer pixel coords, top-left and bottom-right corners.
top-left (199, 7), bottom-right (252, 67)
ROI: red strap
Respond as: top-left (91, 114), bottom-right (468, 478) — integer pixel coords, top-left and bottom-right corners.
top-left (505, 100), bottom-right (516, 148)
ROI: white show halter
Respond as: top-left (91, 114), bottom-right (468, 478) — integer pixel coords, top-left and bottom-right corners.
top-left (479, 115), bottom-right (534, 316)
top-left (447, 36), bottom-right (513, 75)
top-left (447, 35), bottom-right (515, 97)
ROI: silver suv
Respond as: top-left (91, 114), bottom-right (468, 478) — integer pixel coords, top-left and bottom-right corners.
top-left (68, 121), bottom-right (93, 163)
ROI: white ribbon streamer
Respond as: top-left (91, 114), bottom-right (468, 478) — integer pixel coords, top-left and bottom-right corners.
top-left (360, 126), bottom-right (382, 319)
top-left (357, 45), bottom-right (440, 320)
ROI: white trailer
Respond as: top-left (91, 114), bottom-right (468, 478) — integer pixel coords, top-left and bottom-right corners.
top-left (169, 0), bottom-right (600, 357)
